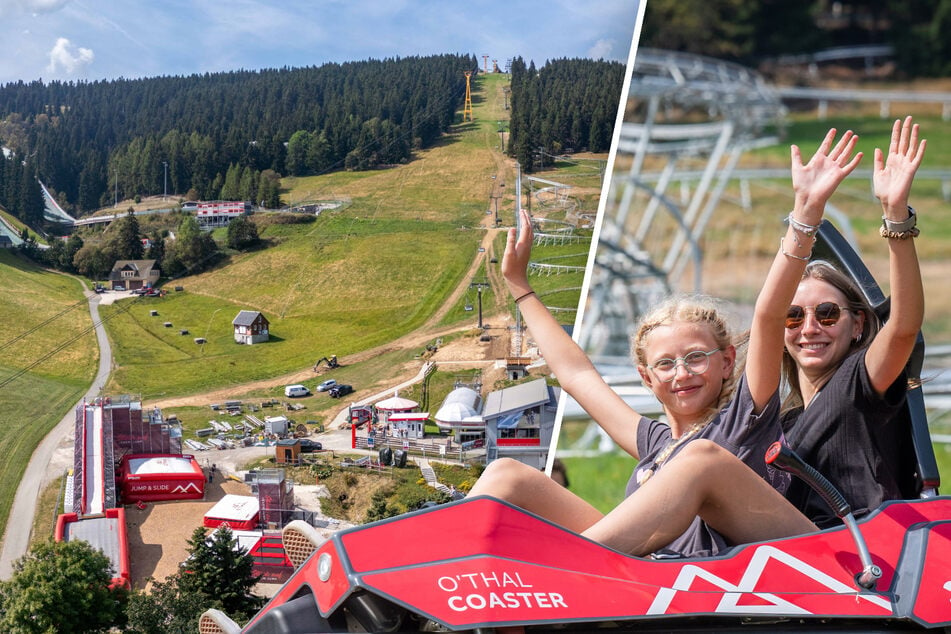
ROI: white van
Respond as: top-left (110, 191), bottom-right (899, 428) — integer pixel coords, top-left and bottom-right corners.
top-left (284, 384), bottom-right (310, 398)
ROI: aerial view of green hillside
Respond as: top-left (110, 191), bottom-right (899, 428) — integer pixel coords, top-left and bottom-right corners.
top-left (0, 59), bottom-right (619, 561)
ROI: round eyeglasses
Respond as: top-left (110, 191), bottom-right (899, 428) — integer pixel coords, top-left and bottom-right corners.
top-left (647, 348), bottom-right (721, 382)
top-left (785, 302), bottom-right (847, 330)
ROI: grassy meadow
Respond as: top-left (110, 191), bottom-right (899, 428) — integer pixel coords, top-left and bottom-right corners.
top-left (0, 249), bottom-right (98, 541)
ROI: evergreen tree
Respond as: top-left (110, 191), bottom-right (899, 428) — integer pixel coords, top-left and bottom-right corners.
top-left (107, 209), bottom-right (144, 261)
top-left (285, 130), bottom-right (311, 176)
top-left (18, 166), bottom-right (44, 226)
top-left (144, 229), bottom-right (166, 263)
top-left (179, 526), bottom-right (262, 621)
top-left (0, 540), bottom-right (128, 633)
top-left (220, 163), bottom-right (241, 200)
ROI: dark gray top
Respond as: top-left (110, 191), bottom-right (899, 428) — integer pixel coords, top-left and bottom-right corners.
top-left (625, 375), bottom-right (789, 557)
top-left (781, 349), bottom-right (908, 529)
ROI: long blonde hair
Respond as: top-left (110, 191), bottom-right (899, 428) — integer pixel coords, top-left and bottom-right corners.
top-left (631, 295), bottom-right (744, 479)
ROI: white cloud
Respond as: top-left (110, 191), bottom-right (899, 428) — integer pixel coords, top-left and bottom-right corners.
top-left (46, 36), bottom-right (94, 75)
top-left (587, 38), bottom-right (615, 61)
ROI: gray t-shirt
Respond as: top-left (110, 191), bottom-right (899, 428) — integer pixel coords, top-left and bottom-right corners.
top-left (625, 374), bottom-right (789, 557)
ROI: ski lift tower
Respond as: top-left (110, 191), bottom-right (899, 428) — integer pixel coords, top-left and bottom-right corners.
top-left (463, 71), bottom-right (473, 122)
top-left (469, 279), bottom-right (491, 329)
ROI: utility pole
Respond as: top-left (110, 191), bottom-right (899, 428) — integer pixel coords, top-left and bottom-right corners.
top-left (162, 161), bottom-right (168, 200)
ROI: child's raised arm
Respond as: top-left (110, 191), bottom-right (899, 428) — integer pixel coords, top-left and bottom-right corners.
top-left (503, 208), bottom-right (641, 458)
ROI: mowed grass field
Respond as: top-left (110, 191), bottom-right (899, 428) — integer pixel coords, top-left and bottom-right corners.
top-left (0, 249), bottom-right (98, 541)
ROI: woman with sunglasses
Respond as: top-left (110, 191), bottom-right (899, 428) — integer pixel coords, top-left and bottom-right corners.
top-left (778, 116), bottom-right (926, 529)
top-left (466, 128), bottom-right (863, 556)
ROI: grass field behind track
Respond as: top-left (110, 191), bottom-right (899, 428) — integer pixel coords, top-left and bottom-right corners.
top-left (0, 249), bottom-right (97, 545)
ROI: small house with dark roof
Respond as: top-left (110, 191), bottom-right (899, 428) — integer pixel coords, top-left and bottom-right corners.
top-left (109, 259), bottom-right (160, 290)
top-left (233, 310), bottom-right (269, 345)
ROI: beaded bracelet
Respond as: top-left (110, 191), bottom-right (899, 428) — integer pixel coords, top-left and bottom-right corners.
top-left (787, 212), bottom-right (820, 237)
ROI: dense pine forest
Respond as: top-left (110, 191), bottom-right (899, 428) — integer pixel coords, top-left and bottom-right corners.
top-left (0, 54), bottom-right (625, 233)
top-left (0, 54), bottom-right (476, 217)
top-left (507, 57), bottom-right (626, 171)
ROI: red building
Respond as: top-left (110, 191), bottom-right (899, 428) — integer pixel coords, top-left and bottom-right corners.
top-left (196, 200), bottom-right (252, 228)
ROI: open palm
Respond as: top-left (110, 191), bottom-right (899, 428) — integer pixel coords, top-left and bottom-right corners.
top-left (790, 128), bottom-right (862, 211)
top-left (873, 116), bottom-right (926, 208)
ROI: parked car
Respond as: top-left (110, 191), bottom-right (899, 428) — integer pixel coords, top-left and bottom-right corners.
top-left (316, 379), bottom-right (337, 392)
top-left (284, 384), bottom-right (310, 398)
top-left (113, 285), bottom-right (125, 291)
top-left (298, 439), bottom-right (323, 452)
top-left (329, 384), bottom-right (353, 398)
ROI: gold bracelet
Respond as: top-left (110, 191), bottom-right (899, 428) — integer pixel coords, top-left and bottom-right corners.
top-left (879, 225), bottom-right (920, 240)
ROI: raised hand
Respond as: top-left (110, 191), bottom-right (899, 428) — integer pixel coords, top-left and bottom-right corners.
top-left (873, 116), bottom-right (926, 212)
top-left (501, 208), bottom-right (535, 296)
top-left (790, 128), bottom-right (863, 221)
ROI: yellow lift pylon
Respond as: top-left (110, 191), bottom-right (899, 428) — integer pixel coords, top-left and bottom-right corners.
top-left (463, 70), bottom-right (473, 122)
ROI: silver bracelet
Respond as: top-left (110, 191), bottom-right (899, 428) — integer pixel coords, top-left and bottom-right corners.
top-left (780, 237), bottom-right (810, 262)
top-left (787, 212), bottom-right (820, 237)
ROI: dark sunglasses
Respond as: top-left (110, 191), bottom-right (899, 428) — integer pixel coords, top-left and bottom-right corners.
top-left (785, 302), bottom-right (846, 329)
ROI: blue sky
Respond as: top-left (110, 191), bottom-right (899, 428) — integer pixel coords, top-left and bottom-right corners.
top-left (0, 0), bottom-right (642, 84)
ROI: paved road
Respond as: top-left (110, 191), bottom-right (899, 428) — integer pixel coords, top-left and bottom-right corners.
top-left (0, 289), bottom-right (112, 578)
